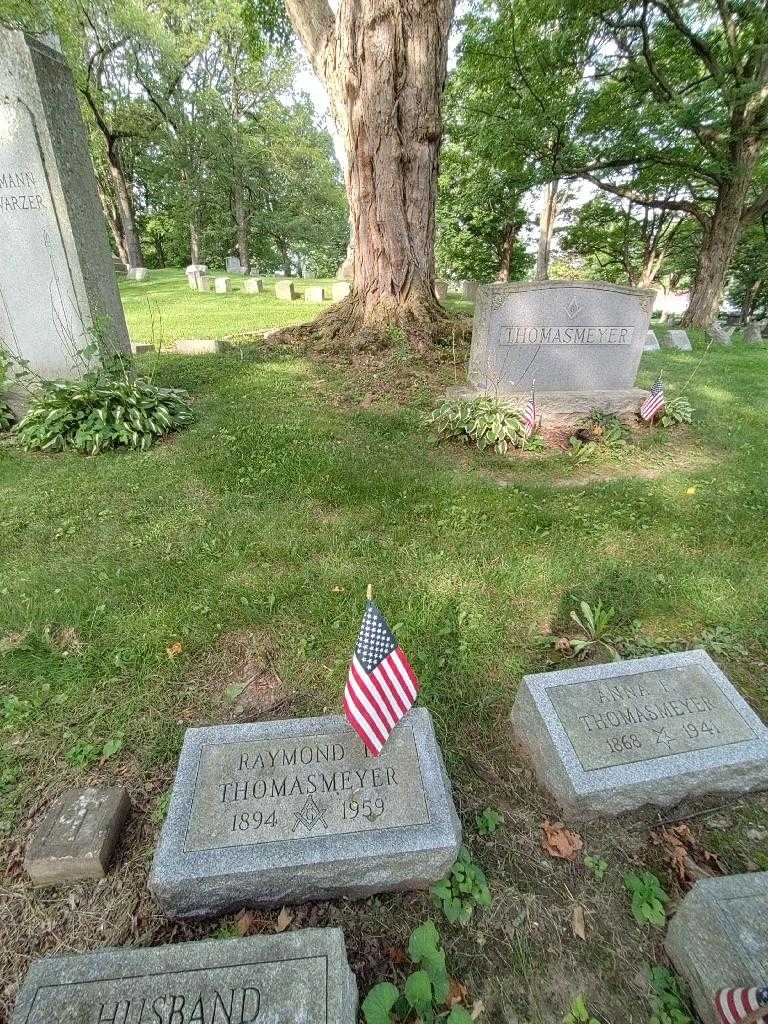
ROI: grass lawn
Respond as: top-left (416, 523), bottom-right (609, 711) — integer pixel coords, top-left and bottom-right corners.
top-left (1, 281), bottom-right (767, 1021)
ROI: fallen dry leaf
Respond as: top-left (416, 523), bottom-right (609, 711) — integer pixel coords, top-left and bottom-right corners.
top-left (275, 907), bottom-right (294, 932)
top-left (541, 819), bottom-right (584, 862)
top-left (571, 904), bottom-right (587, 941)
top-left (234, 910), bottom-right (256, 936)
top-left (385, 946), bottom-right (408, 967)
top-left (166, 641), bottom-right (183, 659)
top-left (447, 979), bottom-right (469, 1008)
top-left (652, 824), bottom-right (725, 889)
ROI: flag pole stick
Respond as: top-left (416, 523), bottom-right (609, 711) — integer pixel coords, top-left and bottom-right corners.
top-left (366, 584), bottom-right (373, 601)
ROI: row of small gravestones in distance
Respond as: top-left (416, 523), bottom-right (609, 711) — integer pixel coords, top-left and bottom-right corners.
top-left (12, 650), bottom-right (768, 1024)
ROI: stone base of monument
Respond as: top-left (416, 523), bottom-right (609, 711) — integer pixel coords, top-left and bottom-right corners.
top-left (511, 650), bottom-right (768, 820)
top-left (445, 386), bottom-right (649, 427)
top-left (149, 708), bottom-right (461, 919)
top-left (11, 929), bottom-right (358, 1024)
top-left (665, 873), bottom-right (768, 1024)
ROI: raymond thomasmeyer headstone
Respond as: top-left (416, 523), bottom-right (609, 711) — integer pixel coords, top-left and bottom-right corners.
top-left (665, 329), bottom-right (693, 351)
top-left (644, 330), bottom-right (660, 351)
top-left (149, 708), bottom-right (461, 919)
top-left (0, 31), bottom-right (130, 408)
top-left (511, 650), bottom-right (768, 820)
top-left (11, 929), bottom-right (358, 1024)
top-left (666, 873), bottom-right (768, 1024)
top-left (456, 281), bottom-right (655, 425)
top-left (25, 787), bottom-right (130, 886)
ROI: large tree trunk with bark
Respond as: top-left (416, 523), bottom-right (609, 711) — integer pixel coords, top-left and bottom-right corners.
top-left (637, 250), bottom-right (664, 290)
top-left (497, 218), bottom-right (520, 281)
top-left (96, 176), bottom-right (130, 267)
top-left (535, 179), bottom-right (559, 281)
top-left (232, 171), bottom-right (250, 274)
top-left (285, 0), bottom-right (455, 337)
top-left (190, 220), bottom-right (201, 264)
top-left (741, 278), bottom-right (762, 323)
top-left (106, 142), bottom-right (144, 269)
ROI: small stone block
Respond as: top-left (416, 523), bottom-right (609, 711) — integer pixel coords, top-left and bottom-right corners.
top-left (175, 338), bottom-right (226, 355)
top-left (274, 280), bottom-right (297, 301)
top-left (214, 277), bottom-right (230, 294)
top-left (25, 786), bottom-right (130, 886)
top-left (243, 277), bottom-right (263, 294)
top-left (11, 929), bottom-right (358, 1024)
top-left (510, 650), bottom-right (768, 820)
top-left (665, 329), bottom-right (692, 350)
top-left (434, 280), bottom-right (448, 301)
top-left (149, 707), bottom-right (461, 919)
top-left (331, 281), bottom-right (351, 302)
top-left (644, 330), bottom-right (660, 351)
top-left (131, 343), bottom-right (153, 355)
top-left (305, 285), bottom-right (327, 302)
top-left (133, 267), bottom-right (149, 282)
top-left (666, 872), bottom-right (768, 1024)
top-left (196, 275), bottom-right (212, 293)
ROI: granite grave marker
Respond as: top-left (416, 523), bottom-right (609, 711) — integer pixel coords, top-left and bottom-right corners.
top-left (243, 277), bottom-right (263, 294)
top-left (305, 285), bottom-right (326, 302)
top-left (644, 330), bottom-right (660, 351)
top-left (511, 650), bottom-right (768, 819)
top-left (149, 708), bottom-right (461, 919)
top-left (707, 323), bottom-right (733, 346)
top-left (744, 321), bottom-right (765, 344)
top-left (12, 929), bottom-right (358, 1024)
top-left (461, 280), bottom-right (479, 301)
top-left (331, 281), bottom-right (351, 302)
top-left (275, 280), bottom-right (297, 301)
top-left (665, 329), bottom-right (692, 351)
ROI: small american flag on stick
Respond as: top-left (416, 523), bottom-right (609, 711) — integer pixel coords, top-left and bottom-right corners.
top-left (640, 374), bottom-right (665, 421)
top-left (715, 986), bottom-right (768, 1024)
top-left (522, 382), bottom-right (536, 437)
top-left (344, 587), bottom-right (420, 755)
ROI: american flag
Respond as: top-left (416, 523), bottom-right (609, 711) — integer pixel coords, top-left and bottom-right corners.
top-left (522, 384), bottom-right (536, 437)
top-left (715, 986), bottom-right (768, 1024)
top-left (640, 374), bottom-right (665, 421)
top-left (344, 599), bottom-right (420, 755)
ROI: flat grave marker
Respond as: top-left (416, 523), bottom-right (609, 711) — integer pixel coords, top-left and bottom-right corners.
top-left (25, 786), bottom-right (130, 886)
top-left (275, 280), bottom-right (298, 301)
top-left (665, 329), bottom-right (692, 351)
top-left (11, 929), bottom-right (357, 1024)
top-left (666, 872), bottom-right (768, 1024)
top-left (175, 338), bottom-right (227, 355)
top-left (305, 285), bottom-right (327, 302)
top-left (511, 650), bottom-right (768, 819)
top-left (149, 708), bottom-right (461, 919)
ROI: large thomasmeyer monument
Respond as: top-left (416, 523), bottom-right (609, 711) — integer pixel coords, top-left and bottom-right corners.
top-left (0, 31), bottom-right (130, 408)
top-left (455, 281), bottom-right (656, 424)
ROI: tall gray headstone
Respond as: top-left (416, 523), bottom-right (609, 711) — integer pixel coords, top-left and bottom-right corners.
top-left (453, 281), bottom-right (655, 425)
top-left (666, 873), bottom-right (768, 1024)
top-left (665, 329), bottom-right (693, 351)
top-left (0, 31), bottom-right (130, 409)
top-left (149, 708), bottom-right (461, 919)
top-left (511, 650), bottom-right (768, 819)
top-left (12, 930), bottom-right (358, 1024)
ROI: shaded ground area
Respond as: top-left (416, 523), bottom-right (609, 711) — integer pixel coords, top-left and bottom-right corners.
top-left (1, 320), bottom-right (767, 1022)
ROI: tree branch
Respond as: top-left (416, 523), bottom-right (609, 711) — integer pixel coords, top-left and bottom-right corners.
top-left (283, 0), bottom-right (335, 87)
top-left (581, 172), bottom-right (710, 227)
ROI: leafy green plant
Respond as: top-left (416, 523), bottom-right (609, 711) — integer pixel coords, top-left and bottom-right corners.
top-left (648, 966), bottom-right (694, 1024)
top-left (64, 733), bottom-right (124, 770)
top-left (623, 871), bottom-right (669, 928)
top-left (660, 396), bottom-right (693, 427)
top-left (425, 396), bottom-right (528, 454)
top-left (13, 362), bottom-right (193, 454)
top-left (431, 846), bottom-right (491, 924)
top-left (0, 350), bottom-right (15, 431)
top-left (362, 921), bottom-right (473, 1024)
top-left (475, 807), bottom-right (504, 836)
top-left (569, 410), bottom-right (628, 459)
top-left (583, 854), bottom-right (608, 881)
top-left (696, 625), bottom-right (747, 657)
top-left (564, 995), bottom-right (602, 1024)
top-left (569, 599), bottom-right (621, 660)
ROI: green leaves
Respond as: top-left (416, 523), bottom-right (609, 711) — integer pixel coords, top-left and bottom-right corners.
top-left (660, 396), bottom-right (694, 428)
top-left (408, 920), bottom-right (449, 1005)
top-left (425, 397), bottom-right (533, 455)
top-left (583, 854), bottom-right (608, 882)
top-left (648, 965), bottom-right (694, 1024)
top-left (563, 995), bottom-right (602, 1024)
top-left (475, 807), bottom-right (504, 836)
top-left (431, 846), bottom-right (491, 925)
top-left (362, 982), bottom-right (400, 1024)
top-left (404, 971), bottom-right (433, 1018)
top-left (623, 871), bottom-right (669, 928)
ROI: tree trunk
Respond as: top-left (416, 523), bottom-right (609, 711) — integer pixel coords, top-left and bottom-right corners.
top-left (96, 176), bottom-right (129, 268)
top-left (741, 278), bottom-right (762, 323)
top-left (637, 251), bottom-right (664, 289)
top-left (535, 179), bottom-right (559, 281)
top-left (107, 142), bottom-right (144, 269)
top-left (285, 0), bottom-right (455, 333)
top-left (190, 220), bottom-right (201, 264)
top-left (232, 171), bottom-right (250, 274)
top-left (682, 145), bottom-right (759, 326)
top-left (497, 219), bottom-right (520, 281)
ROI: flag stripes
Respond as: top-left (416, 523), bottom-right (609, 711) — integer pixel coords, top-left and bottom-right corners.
top-left (715, 987), bottom-right (768, 1024)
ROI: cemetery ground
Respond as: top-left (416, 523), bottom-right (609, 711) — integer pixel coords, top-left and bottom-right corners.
top-left (1, 283), bottom-right (768, 1023)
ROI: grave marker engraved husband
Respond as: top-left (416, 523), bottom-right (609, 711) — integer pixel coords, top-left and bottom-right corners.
top-left (150, 708), bottom-right (461, 918)
top-left (511, 650), bottom-right (768, 819)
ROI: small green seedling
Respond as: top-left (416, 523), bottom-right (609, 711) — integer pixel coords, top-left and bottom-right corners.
top-left (563, 995), bottom-right (602, 1024)
top-left (583, 854), bottom-right (608, 881)
top-left (623, 871), bottom-right (669, 928)
top-left (475, 807), bottom-right (504, 836)
top-left (431, 846), bottom-right (491, 925)
top-left (648, 965), bottom-right (694, 1024)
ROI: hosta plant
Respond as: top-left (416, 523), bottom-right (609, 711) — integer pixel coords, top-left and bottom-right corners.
top-left (425, 396), bottom-right (529, 454)
top-left (660, 396), bottom-right (694, 427)
top-left (14, 364), bottom-right (193, 454)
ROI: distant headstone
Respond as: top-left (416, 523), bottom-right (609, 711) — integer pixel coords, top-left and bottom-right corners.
top-left (112, 255), bottom-right (126, 276)
top-left (131, 343), bottom-right (152, 355)
top-left (225, 255), bottom-right (244, 274)
top-left (331, 281), bottom-right (352, 302)
top-left (511, 650), bottom-right (768, 819)
top-left (275, 280), bottom-right (298, 301)
top-left (25, 787), bottom-right (130, 886)
top-left (460, 280), bottom-right (479, 301)
top-left (243, 277), bottom-right (263, 294)
top-left (11, 929), bottom-right (358, 1024)
top-left (644, 330), bottom-right (660, 351)
top-left (666, 872), bottom-right (768, 1024)
top-left (214, 277), bottom-right (230, 294)
top-left (185, 263), bottom-right (207, 290)
top-left (175, 338), bottom-right (227, 355)
top-left (305, 285), bottom-right (327, 302)
top-left (705, 323), bottom-right (732, 346)
top-left (149, 708), bottom-right (461, 919)
top-left (132, 267), bottom-right (149, 282)
top-left (0, 31), bottom-right (130, 409)
top-left (744, 321), bottom-right (765, 344)
top-left (336, 244), bottom-right (354, 281)
top-left (665, 329), bottom-right (692, 351)
top-left (196, 275), bottom-right (213, 293)
top-left (434, 280), bottom-right (448, 301)
top-left (452, 281), bottom-right (655, 426)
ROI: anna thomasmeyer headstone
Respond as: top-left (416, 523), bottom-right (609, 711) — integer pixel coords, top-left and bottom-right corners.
top-left (12, 930), bottom-right (358, 1024)
top-left (150, 708), bottom-right (461, 919)
top-left (0, 32), bottom-right (130, 406)
top-left (511, 650), bottom-right (768, 819)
